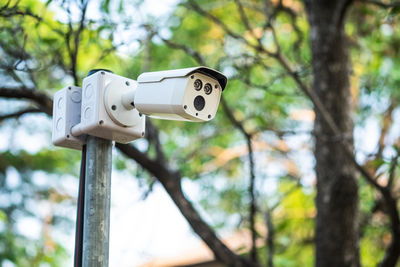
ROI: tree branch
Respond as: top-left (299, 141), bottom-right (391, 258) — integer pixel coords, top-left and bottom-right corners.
top-left (185, 0), bottom-right (265, 53)
top-left (0, 108), bottom-right (42, 122)
top-left (186, 0), bottom-right (244, 41)
top-left (145, 119), bottom-right (167, 165)
top-left (64, 0), bottom-right (88, 86)
top-left (0, 2), bottom-right (42, 21)
top-left (363, 0), bottom-right (400, 8)
top-left (387, 153), bottom-right (398, 189)
top-left (234, 0), bottom-right (261, 46)
top-left (379, 187), bottom-right (400, 267)
top-left (71, 0), bottom-right (88, 85)
top-left (0, 87), bottom-right (53, 115)
top-left (265, 209), bottom-right (274, 267)
top-left (221, 97), bottom-right (258, 263)
top-left (159, 37), bottom-right (207, 66)
top-left (377, 102), bottom-right (396, 159)
top-left (116, 143), bottom-right (259, 267)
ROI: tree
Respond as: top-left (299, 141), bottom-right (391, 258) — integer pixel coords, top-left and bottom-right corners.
top-left (304, 1), bottom-right (360, 266)
top-left (304, 1), bottom-right (400, 266)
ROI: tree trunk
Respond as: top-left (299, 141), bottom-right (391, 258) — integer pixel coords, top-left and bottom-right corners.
top-left (304, 1), bottom-right (360, 267)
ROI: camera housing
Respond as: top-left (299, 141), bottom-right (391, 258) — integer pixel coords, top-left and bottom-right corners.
top-left (132, 67), bottom-right (227, 122)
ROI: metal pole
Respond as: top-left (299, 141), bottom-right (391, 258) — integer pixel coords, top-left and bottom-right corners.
top-left (82, 135), bottom-right (112, 267)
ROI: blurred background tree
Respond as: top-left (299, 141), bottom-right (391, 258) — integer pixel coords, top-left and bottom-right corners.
top-left (0, 0), bottom-right (399, 266)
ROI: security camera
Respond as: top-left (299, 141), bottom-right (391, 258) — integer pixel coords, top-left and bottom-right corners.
top-left (52, 67), bottom-right (227, 149)
top-left (121, 66), bottom-right (227, 122)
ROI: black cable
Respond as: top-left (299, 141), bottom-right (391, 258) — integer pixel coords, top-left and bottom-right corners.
top-left (74, 145), bottom-right (86, 267)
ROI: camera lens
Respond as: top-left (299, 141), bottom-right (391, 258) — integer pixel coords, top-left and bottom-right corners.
top-left (193, 95), bottom-right (205, 111)
top-left (194, 79), bottom-right (202, 91)
top-left (204, 83), bottom-right (212, 95)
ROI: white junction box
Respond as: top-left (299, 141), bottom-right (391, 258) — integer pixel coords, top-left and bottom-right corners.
top-left (72, 71), bottom-right (145, 143)
top-left (52, 86), bottom-right (85, 149)
top-left (52, 71), bottom-right (146, 150)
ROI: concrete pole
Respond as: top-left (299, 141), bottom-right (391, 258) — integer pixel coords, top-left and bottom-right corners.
top-left (82, 135), bottom-right (112, 267)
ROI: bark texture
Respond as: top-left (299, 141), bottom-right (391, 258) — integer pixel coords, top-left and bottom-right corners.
top-left (304, 1), bottom-right (360, 267)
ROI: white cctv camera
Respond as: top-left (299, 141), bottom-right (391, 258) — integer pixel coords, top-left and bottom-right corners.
top-left (52, 67), bottom-right (227, 149)
top-left (121, 66), bottom-right (227, 122)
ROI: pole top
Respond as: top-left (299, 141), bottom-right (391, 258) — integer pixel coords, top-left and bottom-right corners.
top-left (88, 69), bottom-right (113, 77)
